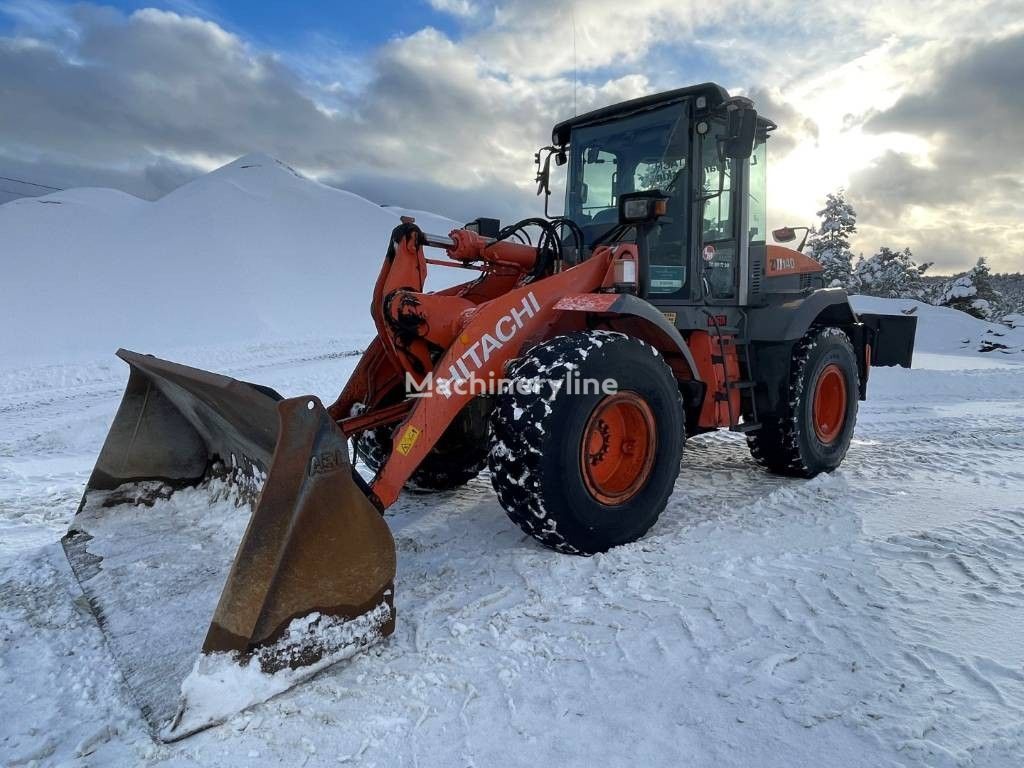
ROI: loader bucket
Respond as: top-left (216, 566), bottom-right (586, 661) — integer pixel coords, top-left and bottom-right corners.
top-left (62, 350), bottom-right (396, 741)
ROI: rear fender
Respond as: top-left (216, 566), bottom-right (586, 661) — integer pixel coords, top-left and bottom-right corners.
top-left (747, 288), bottom-right (857, 342)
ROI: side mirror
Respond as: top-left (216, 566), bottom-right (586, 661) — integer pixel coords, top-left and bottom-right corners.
top-left (773, 225), bottom-right (811, 252)
top-left (723, 105), bottom-right (757, 159)
top-left (533, 145), bottom-right (566, 218)
top-left (535, 149), bottom-right (552, 196)
top-left (534, 145), bottom-right (567, 196)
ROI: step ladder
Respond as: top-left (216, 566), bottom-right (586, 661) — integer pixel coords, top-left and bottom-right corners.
top-left (705, 311), bottom-right (761, 434)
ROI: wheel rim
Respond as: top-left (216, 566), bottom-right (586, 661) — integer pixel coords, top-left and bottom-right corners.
top-left (812, 363), bottom-right (848, 444)
top-left (581, 392), bottom-right (657, 505)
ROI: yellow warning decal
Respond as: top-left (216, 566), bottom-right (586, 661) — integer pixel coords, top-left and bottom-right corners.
top-left (396, 425), bottom-right (421, 456)
top-left (662, 311), bottom-right (678, 324)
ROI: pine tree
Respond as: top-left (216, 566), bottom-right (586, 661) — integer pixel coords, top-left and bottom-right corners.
top-left (991, 272), bottom-right (1024, 323)
top-left (855, 247), bottom-right (930, 299)
top-left (970, 257), bottom-right (996, 304)
top-left (935, 257), bottom-right (1000, 319)
top-left (806, 191), bottom-right (858, 290)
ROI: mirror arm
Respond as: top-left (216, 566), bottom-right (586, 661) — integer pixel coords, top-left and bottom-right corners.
top-left (534, 144), bottom-right (569, 220)
top-left (534, 146), bottom-right (554, 216)
top-left (797, 229), bottom-right (809, 252)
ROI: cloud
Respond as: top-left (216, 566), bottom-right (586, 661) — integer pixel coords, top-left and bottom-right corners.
top-left (0, 152), bottom-right (202, 202)
top-left (428, 0), bottom-right (479, 18)
top-left (852, 31), bottom-right (1024, 271)
top-left (0, 6), bottom-right (651, 217)
top-left (0, 0), bottom-right (1021, 273)
top-left (0, 8), bottom-right (342, 171)
top-left (866, 32), bottom-right (1024, 158)
top-left (0, 0), bottom-right (73, 33)
top-left (744, 86), bottom-right (819, 156)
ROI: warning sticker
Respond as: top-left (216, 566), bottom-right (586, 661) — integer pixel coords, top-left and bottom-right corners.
top-left (702, 244), bottom-right (716, 261)
top-left (396, 425), bottom-right (421, 456)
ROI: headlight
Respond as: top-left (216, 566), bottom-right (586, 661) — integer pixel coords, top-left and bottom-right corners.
top-left (618, 192), bottom-right (669, 225)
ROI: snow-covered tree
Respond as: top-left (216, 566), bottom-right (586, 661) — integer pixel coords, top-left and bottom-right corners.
top-left (636, 159), bottom-right (686, 192)
top-left (992, 273), bottom-right (1024, 321)
top-left (934, 257), bottom-right (999, 319)
top-left (806, 191), bottom-right (858, 290)
top-left (854, 247), bottom-right (931, 299)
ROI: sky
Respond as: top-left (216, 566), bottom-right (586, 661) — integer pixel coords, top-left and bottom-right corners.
top-left (1, 0), bottom-right (1023, 273)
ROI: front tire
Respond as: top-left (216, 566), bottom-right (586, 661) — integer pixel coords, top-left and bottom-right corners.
top-left (747, 326), bottom-right (859, 477)
top-left (488, 331), bottom-right (685, 555)
top-left (355, 397), bottom-right (489, 491)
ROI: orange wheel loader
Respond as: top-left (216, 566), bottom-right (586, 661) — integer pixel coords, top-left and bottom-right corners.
top-left (63, 83), bottom-right (917, 739)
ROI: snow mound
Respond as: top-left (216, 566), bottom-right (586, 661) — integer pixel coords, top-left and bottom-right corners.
top-left (0, 154), bottom-right (460, 363)
top-left (1003, 312), bottom-right (1024, 329)
top-left (852, 295), bottom-right (1024, 357)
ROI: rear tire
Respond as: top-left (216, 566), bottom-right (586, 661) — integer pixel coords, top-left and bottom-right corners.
top-left (355, 398), bottom-right (489, 491)
top-left (747, 326), bottom-right (859, 477)
top-left (488, 331), bottom-right (684, 555)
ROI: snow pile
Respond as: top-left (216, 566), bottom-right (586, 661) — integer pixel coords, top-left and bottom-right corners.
top-left (0, 154), bottom-right (459, 363)
top-left (1003, 313), bottom-right (1024, 329)
top-left (852, 295), bottom-right (1024, 357)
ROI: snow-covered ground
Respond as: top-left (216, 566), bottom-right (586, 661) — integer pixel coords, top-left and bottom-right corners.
top-left (2, 310), bottom-right (1022, 767)
top-left (3, 165), bottom-right (1024, 766)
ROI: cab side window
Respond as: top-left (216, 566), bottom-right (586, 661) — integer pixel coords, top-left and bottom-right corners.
top-left (580, 149), bottom-right (618, 223)
top-left (748, 139), bottom-right (767, 243)
top-left (700, 126), bottom-right (737, 300)
top-left (701, 139), bottom-right (733, 242)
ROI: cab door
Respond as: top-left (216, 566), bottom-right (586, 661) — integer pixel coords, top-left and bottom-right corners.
top-left (695, 119), bottom-right (742, 304)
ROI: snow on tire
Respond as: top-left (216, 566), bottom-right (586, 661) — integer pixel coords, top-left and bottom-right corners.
top-left (747, 326), bottom-right (859, 477)
top-left (488, 331), bottom-right (685, 555)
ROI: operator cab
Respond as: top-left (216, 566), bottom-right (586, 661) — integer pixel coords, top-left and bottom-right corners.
top-left (547, 83), bottom-right (774, 309)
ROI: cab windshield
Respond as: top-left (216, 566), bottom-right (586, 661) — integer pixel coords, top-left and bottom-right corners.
top-left (565, 101), bottom-right (690, 294)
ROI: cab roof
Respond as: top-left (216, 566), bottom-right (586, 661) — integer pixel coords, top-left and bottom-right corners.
top-left (551, 82), bottom-right (777, 147)
top-left (551, 83), bottom-right (730, 147)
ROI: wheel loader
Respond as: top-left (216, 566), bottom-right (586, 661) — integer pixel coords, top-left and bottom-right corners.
top-left (63, 82), bottom-right (917, 739)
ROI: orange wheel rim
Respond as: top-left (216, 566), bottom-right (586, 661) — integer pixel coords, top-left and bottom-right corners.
top-left (580, 392), bottom-right (657, 505)
top-left (812, 363), bottom-right (847, 444)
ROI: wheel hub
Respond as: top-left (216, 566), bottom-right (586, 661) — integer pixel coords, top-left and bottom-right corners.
top-left (581, 392), bottom-right (657, 505)
top-left (812, 363), bottom-right (848, 444)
